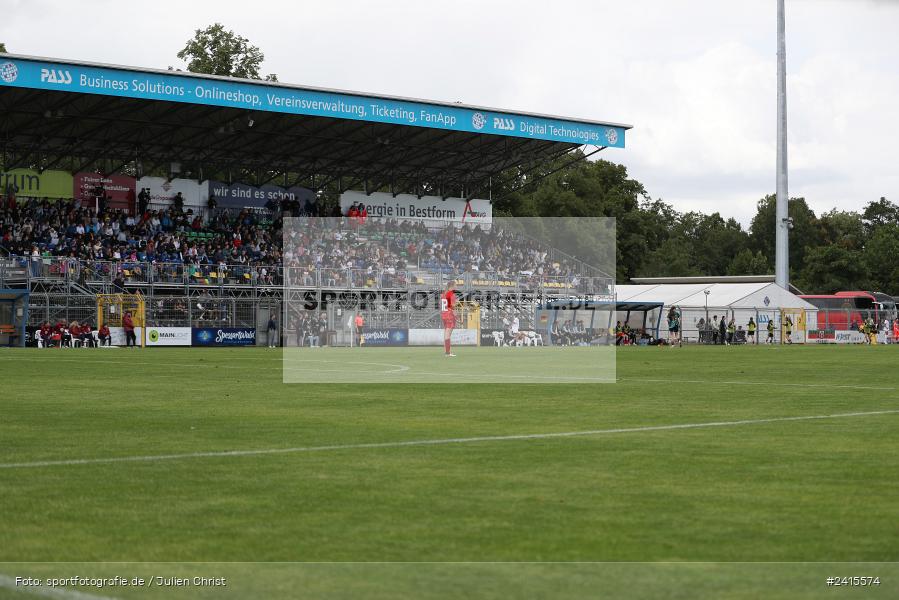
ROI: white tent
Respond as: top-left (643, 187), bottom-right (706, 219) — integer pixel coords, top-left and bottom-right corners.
top-left (615, 282), bottom-right (815, 342)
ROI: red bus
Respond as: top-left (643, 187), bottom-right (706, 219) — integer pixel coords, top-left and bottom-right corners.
top-left (800, 291), bottom-right (897, 331)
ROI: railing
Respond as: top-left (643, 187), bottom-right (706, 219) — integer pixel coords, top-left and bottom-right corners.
top-left (1, 253), bottom-right (613, 296)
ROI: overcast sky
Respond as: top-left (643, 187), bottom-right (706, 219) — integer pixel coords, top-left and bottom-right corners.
top-left (2, 0), bottom-right (897, 224)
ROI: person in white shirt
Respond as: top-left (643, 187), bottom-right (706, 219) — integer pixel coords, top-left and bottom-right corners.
top-left (510, 316), bottom-right (527, 345)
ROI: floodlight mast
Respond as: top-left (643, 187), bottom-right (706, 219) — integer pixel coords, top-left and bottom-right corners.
top-left (775, 0), bottom-right (790, 288)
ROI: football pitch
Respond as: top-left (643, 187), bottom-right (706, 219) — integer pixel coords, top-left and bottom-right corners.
top-left (1, 345), bottom-right (898, 599)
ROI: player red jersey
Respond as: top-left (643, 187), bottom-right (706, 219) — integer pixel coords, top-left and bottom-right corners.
top-left (441, 290), bottom-right (457, 328)
top-left (441, 290), bottom-right (456, 316)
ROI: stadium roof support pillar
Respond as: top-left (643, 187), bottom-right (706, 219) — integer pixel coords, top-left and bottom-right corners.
top-left (775, 0), bottom-right (790, 289)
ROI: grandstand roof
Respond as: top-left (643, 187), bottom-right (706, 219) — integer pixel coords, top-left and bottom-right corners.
top-left (616, 283), bottom-right (816, 310)
top-left (630, 275), bottom-right (805, 295)
top-left (0, 54), bottom-right (631, 198)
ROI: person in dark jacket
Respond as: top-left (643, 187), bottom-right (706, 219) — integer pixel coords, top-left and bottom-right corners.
top-left (123, 312), bottom-right (137, 348)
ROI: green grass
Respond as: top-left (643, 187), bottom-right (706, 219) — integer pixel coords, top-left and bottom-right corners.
top-left (1, 345), bottom-right (898, 599)
top-left (282, 345), bottom-right (615, 383)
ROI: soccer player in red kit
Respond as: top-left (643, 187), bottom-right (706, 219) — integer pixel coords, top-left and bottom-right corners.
top-left (441, 281), bottom-right (457, 357)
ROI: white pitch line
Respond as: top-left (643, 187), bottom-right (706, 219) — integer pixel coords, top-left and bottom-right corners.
top-left (617, 377), bottom-right (896, 391)
top-left (1, 410), bottom-right (896, 471)
top-left (0, 575), bottom-right (118, 600)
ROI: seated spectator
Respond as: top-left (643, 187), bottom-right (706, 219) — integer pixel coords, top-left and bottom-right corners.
top-left (98, 324), bottom-right (111, 346)
top-left (80, 323), bottom-right (95, 347)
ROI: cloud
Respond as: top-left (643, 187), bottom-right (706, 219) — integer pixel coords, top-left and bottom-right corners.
top-left (0, 0), bottom-right (896, 226)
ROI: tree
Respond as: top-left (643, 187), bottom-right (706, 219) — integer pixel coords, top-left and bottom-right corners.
top-left (675, 212), bottom-right (750, 276)
top-left (177, 23), bottom-right (277, 80)
top-left (817, 209), bottom-right (865, 250)
top-left (797, 245), bottom-right (869, 293)
top-left (749, 195), bottom-right (818, 276)
top-left (861, 197), bottom-right (898, 237)
top-left (0, 43), bottom-right (7, 53)
top-left (638, 236), bottom-right (700, 278)
top-left (863, 223), bottom-right (899, 295)
top-left (725, 249), bottom-right (769, 276)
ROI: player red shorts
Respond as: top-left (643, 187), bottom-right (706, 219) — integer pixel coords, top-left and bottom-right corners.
top-left (441, 313), bottom-right (456, 329)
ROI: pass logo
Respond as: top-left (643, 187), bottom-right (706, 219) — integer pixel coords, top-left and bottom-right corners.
top-left (493, 117), bottom-right (515, 131)
top-left (0, 62), bottom-right (18, 83)
top-left (40, 68), bottom-right (72, 84)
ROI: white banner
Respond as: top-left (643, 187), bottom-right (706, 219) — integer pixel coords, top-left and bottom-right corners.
top-left (808, 330), bottom-right (867, 344)
top-left (108, 326), bottom-right (144, 346)
top-left (340, 191), bottom-right (491, 226)
top-left (138, 176), bottom-right (206, 208)
top-left (146, 327), bottom-right (192, 346)
top-left (408, 328), bottom-right (478, 346)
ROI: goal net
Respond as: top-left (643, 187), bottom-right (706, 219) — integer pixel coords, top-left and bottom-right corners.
top-left (780, 308), bottom-right (806, 344)
top-left (97, 293), bottom-right (146, 346)
top-left (457, 301), bottom-right (481, 337)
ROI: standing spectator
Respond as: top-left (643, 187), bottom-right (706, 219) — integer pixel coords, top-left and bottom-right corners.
top-left (711, 316), bottom-right (719, 345)
top-left (138, 188), bottom-right (150, 215)
top-left (766, 319), bottom-right (775, 344)
top-left (317, 313), bottom-right (328, 347)
top-left (123, 311), bottom-right (137, 348)
top-left (783, 315), bottom-right (793, 345)
top-left (307, 315), bottom-right (321, 347)
top-left (747, 317), bottom-right (757, 344)
top-left (293, 314), bottom-right (304, 347)
top-left (727, 317), bottom-right (736, 345)
top-left (667, 306), bottom-right (681, 348)
top-left (864, 317), bottom-right (876, 345)
top-left (892, 319), bottom-right (899, 345)
top-left (266, 314), bottom-right (278, 348)
top-left (718, 314), bottom-right (727, 346)
top-left (173, 192), bottom-right (184, 213)
top-left (354, 312), bottom-right (365, 347)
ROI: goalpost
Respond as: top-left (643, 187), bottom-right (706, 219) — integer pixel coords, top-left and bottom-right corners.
top-left (457, 301), bottom-right (481, 346)
top-left (97, 293), bottom-right (147, 347)
top-left (780, 308), bottom-right (806, 345)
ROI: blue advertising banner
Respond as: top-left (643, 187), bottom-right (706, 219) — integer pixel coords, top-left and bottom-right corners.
top-left (360, 328), bottom-right (408, 347)
top-left (0, 56), bottom-right (627, 148)
top-left (192, 327), bottom-right (256, 346)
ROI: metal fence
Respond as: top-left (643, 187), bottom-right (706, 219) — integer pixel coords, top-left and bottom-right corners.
top-left (26, 294), bottom-right (97, 328)
top-left (4, 254), bottom-right (613, 296)
top-left (639, 306), bottom-right (898, 345)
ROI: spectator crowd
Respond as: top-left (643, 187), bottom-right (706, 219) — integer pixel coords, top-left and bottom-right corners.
top-left (2, 194), bottom-right (600, 293)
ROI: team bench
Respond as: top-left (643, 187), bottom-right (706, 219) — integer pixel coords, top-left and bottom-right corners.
top-left (0, 324), bottom-right (19, 347)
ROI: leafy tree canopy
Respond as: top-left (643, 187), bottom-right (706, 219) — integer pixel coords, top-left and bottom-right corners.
top-left (177, 23), bottom-right (277, 81)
